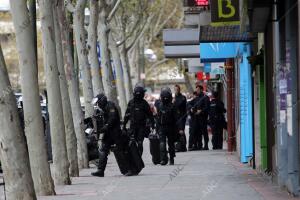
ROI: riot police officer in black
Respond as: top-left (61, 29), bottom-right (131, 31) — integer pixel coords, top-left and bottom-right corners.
top-left (91, 93), bottom-right (123, 177)
top-left (191, 85), bottom-right (210, 150)
top-left (173, 85), bottom-right (187, 152)
top-left (156, 87), bottom-right (177, 165)
top-left (208, 91), bottom-right (226, 149)
top-left (187, 91), bottom-right (198, 151)
top-left (123, 86), bottom-right (155, 156)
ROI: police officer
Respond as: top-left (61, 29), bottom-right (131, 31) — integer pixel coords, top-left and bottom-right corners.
top-left (208, 91), bottom-right (226, 150)
top-left (156, 87), bottom-right (177, 165)
top-left (173, 85), bottom-right (187, 152)
top-left (123, 86), bottom-right (155, 155)
top-left (91, 93), bottom-right (123, 177)
top-left (191, 85), bottom-right (210, 150)
top-left (187, 91), bottom-right (198, 151)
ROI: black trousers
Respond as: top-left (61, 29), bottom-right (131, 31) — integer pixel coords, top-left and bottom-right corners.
top-left (188, 118), bottom-right (196, 149)
top-left (159, 127), bottom-right (176, 162)
top-left (175, 118), bottom-right (187, 151)
top-left (97, 134), bottom-right (123, 171)
top-left (211, 124), bottom-right (223, 149)
top-left (191, 121), bottom-right (208, 149)
top-left (130, 125), bottom-right (147, 155)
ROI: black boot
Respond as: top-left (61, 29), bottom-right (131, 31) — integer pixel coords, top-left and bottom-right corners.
top-left (160, 160), bottom-right (168, 165)
top-left (125, 170), bottom-right (136, 176)
top-left (203, 144), bottom-right (209, 150)
top-left (160, 142), bottom-right (168, 165)
top-left (188, 146), bottom-right (196, 151)
top-left (92, 148), bottom-right (108, 177)
top-left (91, 170), bottom-right (104, 177)
top-left (169, 157), bottom-right (174, 165)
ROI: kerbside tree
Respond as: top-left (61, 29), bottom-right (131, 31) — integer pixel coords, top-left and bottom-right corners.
top-left (54, 6), bottom-right (79, 177)
top-left (112, 0), bottom-right (154, 101)
top-left (98, 0), bottom-right (118, 104)
top-left (88, 0), bottom-right (104, 95)
top-left (108, 33), bottom-right (127, 116)
top-left (9, 0), bottom-right (55, 195)
top-left (0, 43), bottom-right (37, 200)
top-left (39, 0), bottom-right (71, 185)
top-left (58, 0), bottom-right (89, 169)
top-left (73, 0), bottom-right (94, 118)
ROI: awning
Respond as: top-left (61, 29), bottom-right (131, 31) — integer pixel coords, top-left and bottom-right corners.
top-left (199, 25), bottom-right (256, 42)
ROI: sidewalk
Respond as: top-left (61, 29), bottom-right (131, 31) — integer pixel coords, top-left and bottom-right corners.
top-left (36, 140), bottom-right (297, 200)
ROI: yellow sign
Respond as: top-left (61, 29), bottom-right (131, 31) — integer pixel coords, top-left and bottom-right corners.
top-left (211, 0), bottom-right (240, 26)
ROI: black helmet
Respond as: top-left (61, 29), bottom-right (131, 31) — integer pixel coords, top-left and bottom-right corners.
top-left (133, 86), bottom-right (146, 100)
top-left (160, 87), bottom-right (172, 104)
top-left (93, 93), bottom-right (108, 109)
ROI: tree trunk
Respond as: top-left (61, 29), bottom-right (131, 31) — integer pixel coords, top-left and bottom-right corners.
top-left (0, 44), bottom-right (37, 200)
top-left (57, 1), bottom-right (89, 169)
top-left (183, 72), bottom-right (194, 93)
top-left (88, 0), bottom-right (104, 95)
top-left (109, 33), bottom-right (127, 116)
top-left (39, 0), bottom-right (71, 185)
top-left (54, 6), bottom-right (79, 177)
top-left (120, 44), bottom-right (133, 102)
top-left (9, 0), bottom-right (55, 195)
top-left (74, 0), bottom-right (94, 118)
top-left (98, 3), bottom-right (118, 104)
top-left (128, 46), bottom-right (138, 89)
top-left (28, 0), bottom-right (37, 61)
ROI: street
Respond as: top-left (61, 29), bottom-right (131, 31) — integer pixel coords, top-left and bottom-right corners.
top-left (29, 138), bottom-right (294, 200)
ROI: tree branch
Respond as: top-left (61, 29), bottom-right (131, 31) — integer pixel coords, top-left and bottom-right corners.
top-left (146, 58), bottom-right (168, 76)
top-left (107, 0), bottom-right (122, 22)
top-left (116, 14), bottom-right (142, 47)
top-left (126, 13), bottom-right (155, 51)
top-left (153, 2), bottom-right (165, 33)
top-left (153, 4), bottom-right (178, 37)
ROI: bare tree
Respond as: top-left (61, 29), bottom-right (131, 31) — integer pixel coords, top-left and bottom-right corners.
top-left (98, 0), bottom-right (118, 104)
top-left (39, 0), bottom-right (71, 185)
top-left (58, 1), bottom-right (89, 169)
top-left (73, 0), bottom-right (95, 118)
top-left (109, 33), bottom-right (127, 116)
top-left (0, 43), bottom-right (37, 200)
top-left (111, 1), bottom-right (154, 101)
top-left (88, 0), bottom-right (104, 95)
top-left (54, 5), bottom-right (79, 177)
top-left (9, 0), bottom-right (55, 195)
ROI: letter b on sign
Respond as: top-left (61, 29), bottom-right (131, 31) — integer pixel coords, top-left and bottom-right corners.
top-left (211, 0), bottom-right (240, 26)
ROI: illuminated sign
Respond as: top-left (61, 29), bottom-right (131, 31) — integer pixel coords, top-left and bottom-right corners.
top-left (197, 72), bottom-right (210, 80)
top-left (185, 0), bottom-right (209, 7)
top-left (195, 0), bottom-right (209, 6)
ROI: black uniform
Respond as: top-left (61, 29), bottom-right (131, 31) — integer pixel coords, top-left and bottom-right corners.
top-left (92, 94), bottom-right (123, 177)
top-left (192, 92), bottom-right (210, 150)
top-left (123, 98), bottom-right (154, 155)
top-left (157, 88), bottom-right (177, 165)
top-left (208, 98), bottom-right (226, 149)
top-left (123, 86), bottom-right (154, 155)
top-left (173, 92), bottom-right (187, 152)
top-left (187, 97), bottom-right (197, 150)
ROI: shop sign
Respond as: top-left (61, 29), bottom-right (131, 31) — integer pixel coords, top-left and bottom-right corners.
top-left (211, 0), bottom-right (240, 26)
